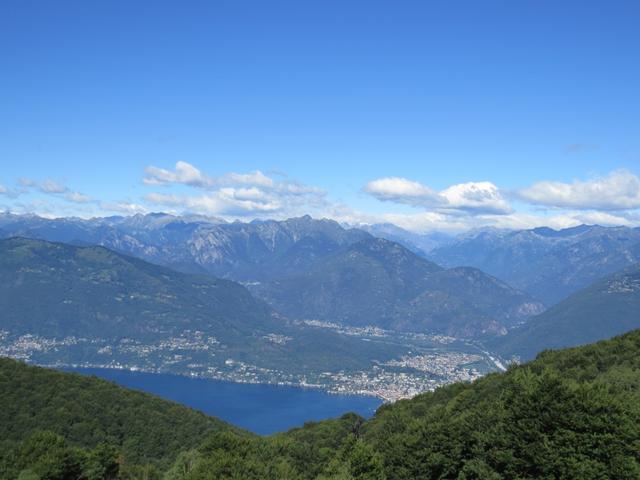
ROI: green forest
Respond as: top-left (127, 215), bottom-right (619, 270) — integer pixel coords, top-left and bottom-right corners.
top-left (3, 329), bottom-right (640, 479)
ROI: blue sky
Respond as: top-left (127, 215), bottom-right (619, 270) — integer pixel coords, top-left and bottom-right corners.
top-left (1, 0), bottom-right (639, 231)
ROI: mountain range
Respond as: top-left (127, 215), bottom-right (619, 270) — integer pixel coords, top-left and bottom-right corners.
top-left (251, 237), bottom-right (542, 336)
top-left (5, 214), bottom-right (640, 311)
top-left (0, 213), bottom-right (370, 281)
top-left (0, 214), bottom-right (542, 337)
top-left (354, 222), bottom-right (453, 255)
top-left (493, 262), bottom-right (640, 360)
top-left (0, 237), bottom-right (418, 377)
top-left (428, 224), bottom-right (640, 305)
top-left (2, 212), bottom-right (640, 354)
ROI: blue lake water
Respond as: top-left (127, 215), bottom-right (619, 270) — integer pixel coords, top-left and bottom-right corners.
top-left (65, 368), bottom-right (382, 435)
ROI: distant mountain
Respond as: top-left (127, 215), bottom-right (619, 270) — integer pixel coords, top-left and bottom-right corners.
top-left (354, 223), bottom-right (453, 255)
top-left (0, 213), bottom-right (371, 281)
top-left (0, 237), bottom-right (426, 377)
top-left (0, 237), bottom-right (277, 342)
top-left (428, 224), bottom-right (640, 305)
top-left (0, 214), bottom-right (545, 337)
top-left (251, 237), bottom-right (543, 337)
top-left (493, 263), bottom-right (640, 360)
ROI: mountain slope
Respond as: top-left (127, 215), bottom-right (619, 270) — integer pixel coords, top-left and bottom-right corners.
top-left (0, 357), bottom-right (240, 474)
top-left (0, 213), bottom-right (371, 281)
top-left (355, 223), bottom-right (453, 255)
top-left (493, 263), bottom-right (640, 360)
top-left (252, 238), bottom-right (543, 337)
top-left (0, 237), bottom-right (432, 382)
top-left (0, 237), bottom-right (278, 341)
top-left (428, 224), bottom-right (640, 305)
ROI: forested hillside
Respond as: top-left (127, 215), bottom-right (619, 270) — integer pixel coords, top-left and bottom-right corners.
top-left (163, 329), bottom-right (640, 479)
top-left (0, 358), bottom-right (241, 479)
top-left (5, 329), bottom-right (640, 478)
top-left (0, 237), bottom-right (277, 340)
top-left (494, 263), bottom-right (640, 360)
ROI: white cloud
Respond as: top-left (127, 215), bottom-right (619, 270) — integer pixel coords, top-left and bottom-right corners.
top-left (5, 162), bottom-right (639, 233)
top-left (143, 162), bottom-right (327, 218)
top-left (440, 182), bottom-right (512, 214)
top-left (518, 169), bottom-right (640, 211)
top-left (567, 210), bottom-right (634, 227)
top-left (364, 177), bottom-right (512, 215)
top-left (143, 161), bottom-right (282, 191)
top-left (146, 191), bottom-right (281, 216)
top-left (143, 161), bottom-right (214, 188)
top-left (64, 192), bottom-right (91, 203)
top-left (100, 201), bottom-right (149, 215)
top-left (17, 177), bottom-right (92, 204)
top-left (227, 171), bottom-right (274, 188)
top-left (39, 179), bottom-right (68, 194)
top-left (364, 177), bottom-right (441, 206)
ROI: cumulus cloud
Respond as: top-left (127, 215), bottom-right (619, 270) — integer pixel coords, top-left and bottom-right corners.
top-left (99, 201), bottom-right (149, 215)
top-left (440, 182), bottom-right (512, 214)
top-left (5, 161), bottom-right (639, 232)
top-left (17, 178), bottom-right (92, 204)
top-left (143, 162), bottom-right (327, 218)
top-left (364, 177), bottom-right (442, 206)
top-left (227, 171), bottom-right (275, 188)
top-left (143, 161), bottom-right (215, 188)
top-left (146, 191), bottom-right (281, 215)
top-left (39, 179), bottom-right (68, 194)
top-left (364, 177), bottom-right (512, 215)
top-left (518, 169), bottom-right (640, 210)
top-left (64, 192), bottom-right (91, 203)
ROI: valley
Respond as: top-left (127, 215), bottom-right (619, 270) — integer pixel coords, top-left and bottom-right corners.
top-left (0, 324), bottom-right (496, 401)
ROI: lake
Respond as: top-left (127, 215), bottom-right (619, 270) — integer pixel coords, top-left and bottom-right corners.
top-left (65, 368), bottom-right (382, 435)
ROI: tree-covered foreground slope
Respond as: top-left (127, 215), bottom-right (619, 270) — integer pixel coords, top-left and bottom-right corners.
top-left (166, 329), bottom-right (640, 479)
top-left (0, 358), bottom-right (241, 479)
top-left (494, 263), bottom-right (640, 361)
top-left (5, 329), bottom-right (640, 479)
